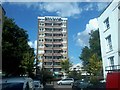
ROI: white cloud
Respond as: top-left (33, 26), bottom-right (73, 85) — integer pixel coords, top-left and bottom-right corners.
top-left (84, 3), bottom-right (94, 11)
top-left (84, 2), bottom-right (109, 11)
top-left (8, 2), bottom-right (82, 18)
top-left (7, 2), bottom-right (110, 17)
top-left (96, 2), bottom-right (109, 11)
top-left (34, 40), bottom-right (37, 50)
top-left (28, 41), bottom-right (33, 48)
top-left (40, 2), bottom-right (82, 17)
top-left (75, 18), bottom-right (98, 47)
top-left (28, 40), bottom-right (37, 54)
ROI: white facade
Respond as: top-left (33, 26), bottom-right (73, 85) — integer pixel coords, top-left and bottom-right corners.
top-left (98, 0), bottom-right (120, 79)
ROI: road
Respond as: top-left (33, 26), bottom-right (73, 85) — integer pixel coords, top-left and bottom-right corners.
top-left (43, 81), bottom-right (72, 90)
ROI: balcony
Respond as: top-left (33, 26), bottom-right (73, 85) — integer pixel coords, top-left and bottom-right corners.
top-left (44, 36), bottom-right (52, 38)
top-left (44, 53), bottom-right (52, 56)
top-left (53, 31), bottom-right (62, 34)
top-left (53, 65), bottom-right (62, 68)
top-left (43, 59), bottom-right (61, 62)
top-left (44, 20), bottom-right (61, 23)
top-left (43, 65), bottom-right (62, 69)
top-left (105, 65), bottom-right (120, 72)
top-left (44, 47), bottom-right (53, 50)
top-left (53, 36), bottom-right (63, 39)
top-left (44, 65), bottom-right (52, 68)
top-left (53, 53), bottom-right (62, 56)
top-left (53, 47), bottom-right (62, 50)
top-left (44, 53), bottom-right (62, 57)
top-left (44, 31), bottom-right (53, 33)
top-left (44, 42), bottom-right (52, 44)
top-left (53, 42), bottom-right (62, 45)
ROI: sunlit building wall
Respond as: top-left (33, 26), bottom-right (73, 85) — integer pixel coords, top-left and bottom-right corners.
top-left (37, 16), bottom-right (68, 77)
top-left (98, 0), bottom-right (120, 79)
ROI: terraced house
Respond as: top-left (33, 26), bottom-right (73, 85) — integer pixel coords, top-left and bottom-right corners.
top-left (37, 16), bottom-right (68, 78)
top-left (98, 0), bottom-right (120, 79)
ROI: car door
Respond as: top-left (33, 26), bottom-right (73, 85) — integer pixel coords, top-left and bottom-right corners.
top-left (61, 79), bottom-right (66, 84)
top-left (64, 79), bottom-right (70, 84)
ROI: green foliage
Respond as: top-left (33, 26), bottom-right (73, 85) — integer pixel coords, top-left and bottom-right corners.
top-left (60, 58), bottom-right (72, 73)
top-left (79, 30), bottom-right (102, 76)
top-left (80, 46), bottom-right (91, 67)
top-left (68, 70), bottom-right (82, 79)
top-left (2, 16), bottom-right (34, 76)
top-left (87, 54), bottom-right (102, 75)
top-left (37, 69), bottom-right (54, 85)
top-left (89, 30), bottom-right (101, 60)
top-left (89, 76), bottom-right (99, 84)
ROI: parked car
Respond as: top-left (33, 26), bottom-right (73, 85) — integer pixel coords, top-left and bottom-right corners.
top-left (72, 79), bottom-right (92, 90)
top-left (33, 80), bottom-right (42, 90)
top-left (57, 78), bottom-right (74, 85)
top-left (87, 80), bottom-right (106, 90)
top-left (1, 77), bottom-right (34, 90)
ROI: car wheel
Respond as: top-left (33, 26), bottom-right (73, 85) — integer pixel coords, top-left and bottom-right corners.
top-left (70, 83), bottom-right (73, 85)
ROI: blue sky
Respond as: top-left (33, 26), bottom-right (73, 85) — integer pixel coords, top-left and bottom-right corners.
top-left (2, 2), bottom-right (110, 65)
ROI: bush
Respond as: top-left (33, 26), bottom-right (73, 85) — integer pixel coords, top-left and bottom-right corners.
top-left (90, 76), bottom-right (99, 84)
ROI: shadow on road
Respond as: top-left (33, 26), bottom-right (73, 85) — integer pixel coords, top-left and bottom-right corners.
top-left (43, 84), bottom-right (55, 90)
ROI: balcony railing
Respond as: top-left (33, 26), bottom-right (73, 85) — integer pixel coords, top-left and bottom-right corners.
top-left (53, 47), bottom-right (62, 50)
top-left (44, 42), bottom-right (53, 44)
top-left (44, 59), bottom-right (61, 62)
top-left (105, 65), bottom-right (120, 72)
top-left (44, 31), bottom-right (53, 33)
top-left (44, 47), bottom-right (53, 50)
top-left (44, 53), bottom-right (52, 56)
top-left (53, 42), bottom-right (62, 45)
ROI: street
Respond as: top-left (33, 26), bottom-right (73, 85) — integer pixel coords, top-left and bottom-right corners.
top-left (43, 81), bottom-right (72, 90)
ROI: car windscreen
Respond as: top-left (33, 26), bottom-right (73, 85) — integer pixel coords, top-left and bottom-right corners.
top-left (2, 83), bottom-right (24, 90)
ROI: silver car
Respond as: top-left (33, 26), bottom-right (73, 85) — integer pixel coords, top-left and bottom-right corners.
top-left (1, 77), bottom-right (34, 90)
top-left (57, 78), bottom-right (74, 85)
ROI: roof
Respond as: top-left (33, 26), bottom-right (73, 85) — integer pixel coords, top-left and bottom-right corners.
top-left (98, 0), bottom-right (114, 17)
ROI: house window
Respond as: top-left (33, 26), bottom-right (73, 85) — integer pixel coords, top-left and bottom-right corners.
top-left (106, 35), bottom-right (113, 52)
top-left (104, 17), bottom-right (110, 30)
top-left (108, 56), bottom-right (114, 70)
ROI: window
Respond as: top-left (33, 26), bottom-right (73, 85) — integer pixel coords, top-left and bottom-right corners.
top-left (104, 17), bottom-right (110, 30)
top-left (40, 23), bottom-right (44, 26)
top-left (106, 35), bottom-right (113, 52)
top-left (40, 28), bottom-right (44, 31)
top-left (108, 56), bottom-right (114, 70)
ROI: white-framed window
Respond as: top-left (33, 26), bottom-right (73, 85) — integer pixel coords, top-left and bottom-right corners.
top-left (104, 17), bottom-right (110, 30)
top-left (108, 56), bottom-right (114, 70)
top-left (106, 35), bottom-right (113, 52)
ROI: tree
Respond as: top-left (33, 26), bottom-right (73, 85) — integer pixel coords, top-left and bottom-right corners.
top-left (89, 30), bottom-right (101, 60)
top-left (87, 53), bottom-right (102, 76)
top-left (79, 30), bottom-right (102, 76)
top-left (36, 69), bottom-right (54, 86)
top-left (19, 48), bottom-right (35, 77)
top-left (68, 70), bottom-right (82, 80)
top-left (80, 46), bottom-right (91, 67)
top-left (2, 16), bottom-right (34, 76)
top-left (60, 58), bottom-right (72, 73)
